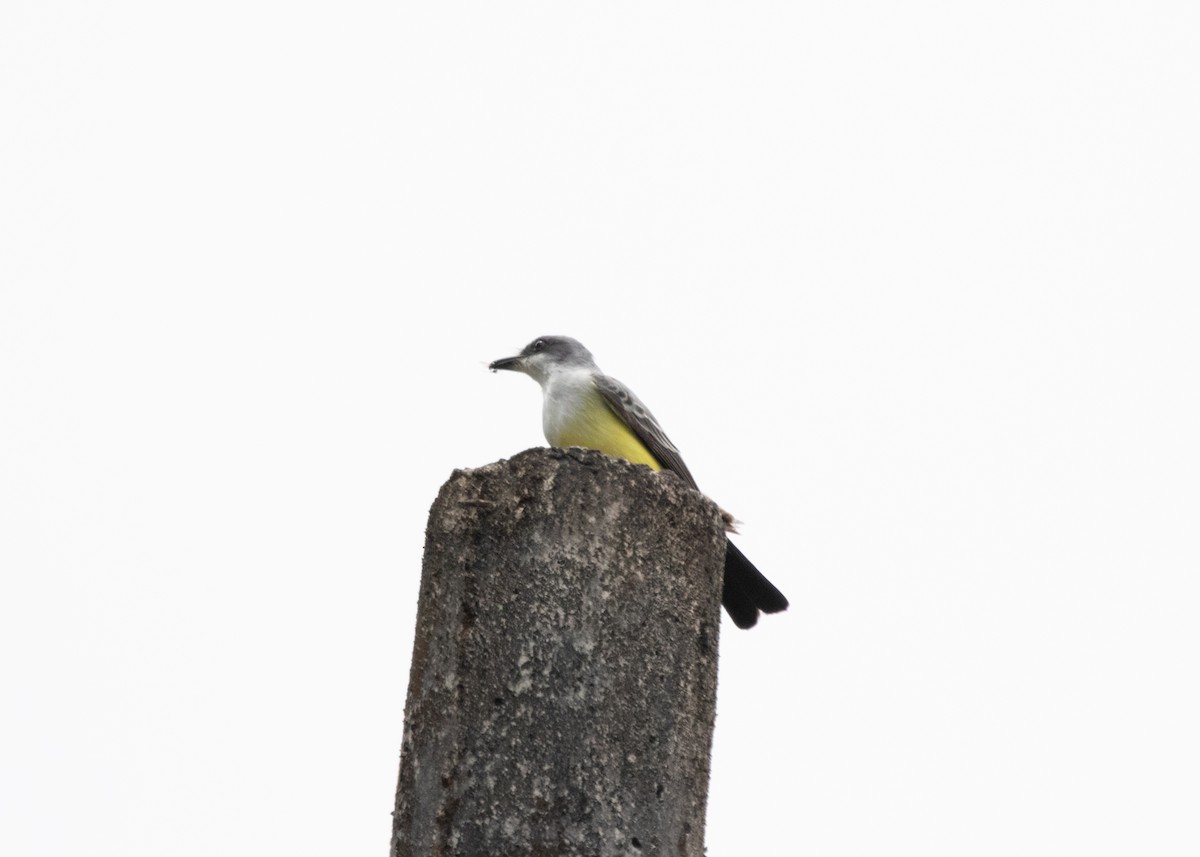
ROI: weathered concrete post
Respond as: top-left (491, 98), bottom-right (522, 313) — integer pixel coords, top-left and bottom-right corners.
top-left (391, 447), bottom-right (726, 857)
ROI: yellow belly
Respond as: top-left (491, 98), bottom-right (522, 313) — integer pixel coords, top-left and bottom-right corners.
top-left (550, 395), bottom-right (662, 471)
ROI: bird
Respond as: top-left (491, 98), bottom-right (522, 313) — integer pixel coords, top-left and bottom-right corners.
top-left (489, 335), bottom-right (788, 629)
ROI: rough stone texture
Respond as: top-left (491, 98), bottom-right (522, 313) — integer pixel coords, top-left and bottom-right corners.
top-left (391, 447), bottom-right (726, 857)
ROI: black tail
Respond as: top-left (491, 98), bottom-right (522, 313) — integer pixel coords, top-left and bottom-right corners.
top-left (721, 540), bottom-right (789, 629)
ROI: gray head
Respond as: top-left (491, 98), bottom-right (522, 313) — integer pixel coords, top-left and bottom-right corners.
top-left (489, 336), bottom-right (597, 384)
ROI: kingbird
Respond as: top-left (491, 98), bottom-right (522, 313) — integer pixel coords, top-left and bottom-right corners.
top-left (489, 335), bottom-right (788, 629)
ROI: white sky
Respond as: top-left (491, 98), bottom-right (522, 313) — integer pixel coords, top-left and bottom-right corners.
top-left (2, 2), bottom-right (1198, 855)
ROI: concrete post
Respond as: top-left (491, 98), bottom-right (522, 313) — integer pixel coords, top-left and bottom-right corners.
top-left (391, 447), bottom-right (726, 857)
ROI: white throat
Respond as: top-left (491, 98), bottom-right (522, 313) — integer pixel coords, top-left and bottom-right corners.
top-left (538, 367), bottom-right (599, 444)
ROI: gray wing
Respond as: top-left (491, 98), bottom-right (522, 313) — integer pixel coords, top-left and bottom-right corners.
top-left (594, 373), bottom-right (699, 490)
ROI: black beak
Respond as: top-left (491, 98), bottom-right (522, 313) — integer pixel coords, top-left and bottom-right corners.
top-left (489, 355), bottom-right (523, 372)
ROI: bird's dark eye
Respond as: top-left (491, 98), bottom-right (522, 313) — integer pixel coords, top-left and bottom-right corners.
top-left (532, 339), bottom-right (545, 352)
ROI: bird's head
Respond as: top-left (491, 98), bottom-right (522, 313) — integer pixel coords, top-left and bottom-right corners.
top-left (489, 336), bottom-right (596, 385)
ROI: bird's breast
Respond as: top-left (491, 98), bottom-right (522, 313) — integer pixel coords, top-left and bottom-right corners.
top-left (541, 375), bottom-right (661, 470)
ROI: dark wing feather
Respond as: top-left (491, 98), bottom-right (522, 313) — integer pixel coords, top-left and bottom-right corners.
top-left (593, 373), bottom-right (699, 489)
